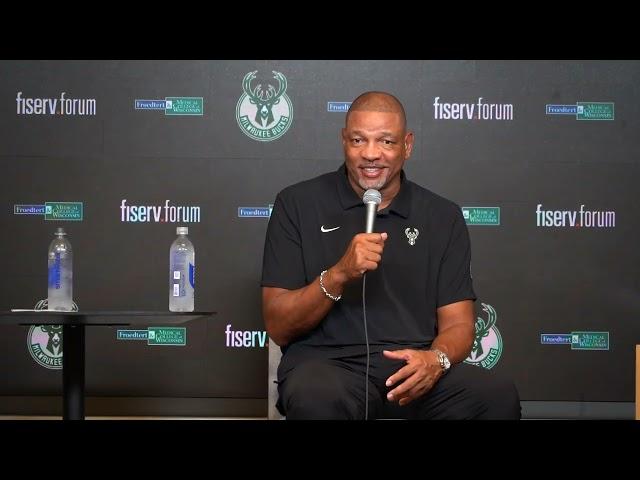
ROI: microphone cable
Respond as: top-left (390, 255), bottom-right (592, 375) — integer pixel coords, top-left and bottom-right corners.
top-left (360, 189), bottom-right (381, 421)
top-left (362, 272), bottom-right (370, 420)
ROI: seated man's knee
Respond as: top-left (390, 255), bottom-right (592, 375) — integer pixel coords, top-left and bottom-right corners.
top-left (447, 365), bottom-right (521, 420)
top-left (480, 373), bottom-right (521, 420)
top-left (279, 360), bottom-right (362, 420)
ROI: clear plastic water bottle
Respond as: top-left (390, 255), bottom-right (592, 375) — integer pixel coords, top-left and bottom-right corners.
top-left (47, 227), bottom-right (73, 311)
top-left (169, 226), bottom-right (195, 312)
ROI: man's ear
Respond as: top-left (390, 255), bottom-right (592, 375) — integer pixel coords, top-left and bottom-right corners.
top-left (404, 131), bottom-right (415, 158)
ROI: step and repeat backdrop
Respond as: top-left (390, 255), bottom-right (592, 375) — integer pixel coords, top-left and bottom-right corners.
top-left (0, 60), bottom-right (638, 416)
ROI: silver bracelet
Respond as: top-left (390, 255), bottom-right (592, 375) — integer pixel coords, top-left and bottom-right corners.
top-left (319, 269), bottom-right (341, 301)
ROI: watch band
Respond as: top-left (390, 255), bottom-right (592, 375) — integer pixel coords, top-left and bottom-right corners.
top-left (431, 348), bottom-right (451, 374)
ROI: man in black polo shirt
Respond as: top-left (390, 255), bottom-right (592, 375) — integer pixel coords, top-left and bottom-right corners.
top-left (262, 91), bottom-right (521, 419)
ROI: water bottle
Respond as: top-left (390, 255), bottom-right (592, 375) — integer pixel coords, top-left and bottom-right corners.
top-left (47, 227), bottom-right (73, 311)
top-left (169, 226), bottom-right (195, 312)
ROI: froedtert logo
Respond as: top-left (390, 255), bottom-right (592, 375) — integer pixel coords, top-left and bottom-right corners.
top-left (117, 330), bottom-right (149, 340)
top-left (236, 71), bottom-right (292, 142)
top-left (135, 100), bottom-right (166, 110)
top-left (540, 334), bottom-right (572, 345)
top-left (462, 207), bottom-right (500, 226)
top-left (14, 205), bottom-right (46, 215)
top-left (464, 303), bottom-right (503, 369)
top-left (540, 331), bottom-right (609, 350)
top-left (116, 328), bottom-right (189, 346)
top-left (135, 97), bottom-right (204, 115)
top-left (328, 102), bottom-right (351, 112)
top-left (14, 202), bottom-right (83, 221)
top-left (545, 102), bottom-right (614, 121)
top-left (238, 206), bottom-right (272, 218)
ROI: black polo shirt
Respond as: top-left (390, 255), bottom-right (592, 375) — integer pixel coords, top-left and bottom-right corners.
top-left (262, 164), bottom-right (476, 363)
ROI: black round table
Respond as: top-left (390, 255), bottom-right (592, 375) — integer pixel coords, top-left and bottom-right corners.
top-left (1, 311), bottom-right (216, 420)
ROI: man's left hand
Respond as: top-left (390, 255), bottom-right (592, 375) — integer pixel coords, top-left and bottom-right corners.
top-left (383, 349), bottom-right (443, 406)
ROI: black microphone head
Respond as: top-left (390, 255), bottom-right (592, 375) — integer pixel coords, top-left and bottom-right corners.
top-left (362, 189), bottom-right (382, 205)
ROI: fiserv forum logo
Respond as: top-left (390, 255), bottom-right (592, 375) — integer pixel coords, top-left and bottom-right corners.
top-left (16, 92), bottom-right (96, 116)
top-left (535, 204), bottom-right (615, 228)
top-left (464, 303), bottom-right (503, 369)
top-left (433, 97), bottom-right (513, 120)
top-left (236, 71), bottom-right (292, 142)
top-left (120, 200), bottom-right (200, 223)
top-left (225, 324), bottom-right (267, 348)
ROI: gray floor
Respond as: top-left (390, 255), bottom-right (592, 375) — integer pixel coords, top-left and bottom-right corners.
top-left (0, 402), bottom-right (635, 420)
top-left (521, 401), bottom-right (635, 419)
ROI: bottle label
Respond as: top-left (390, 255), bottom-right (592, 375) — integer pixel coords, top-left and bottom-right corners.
top-left (189, 263), bottom-right (195, 289)
top-left (171, 251), bottom-right (187, 298)
top-left (48, 253), bottom-right (61, 289)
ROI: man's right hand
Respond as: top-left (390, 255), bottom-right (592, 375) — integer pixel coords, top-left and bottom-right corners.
top-left (331, 232), bottom-right (388, 284)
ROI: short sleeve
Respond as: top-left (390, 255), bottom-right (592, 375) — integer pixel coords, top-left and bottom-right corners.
top-left (261, 192), bottom-right (307, 290)
top-left (436, 206), bottom-right (477, 307)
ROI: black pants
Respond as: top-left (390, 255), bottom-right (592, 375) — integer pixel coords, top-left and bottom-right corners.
top-left (277, 351), bottom-right (521, 420)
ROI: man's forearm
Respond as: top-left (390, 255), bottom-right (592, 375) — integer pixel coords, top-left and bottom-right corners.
top-left (263, 268), bottom-right (345, 346)
top-left (431, 323), bottom-right (474, 364)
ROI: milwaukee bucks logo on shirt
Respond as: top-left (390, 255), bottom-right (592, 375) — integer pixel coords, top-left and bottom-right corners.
top-left (405, 227), bottom-right (419, 245)
top-left (464, 303), bottom-right (503, 369)
top-left (236, 70), bottom-right (293, 142)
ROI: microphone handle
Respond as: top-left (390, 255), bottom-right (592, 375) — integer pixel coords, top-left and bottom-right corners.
top-left (365, 201), bottom-right (377, 234)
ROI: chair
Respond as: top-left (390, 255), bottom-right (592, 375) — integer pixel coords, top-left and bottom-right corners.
top-left (268, 338), bottom-right (284, 420)
top-left (636, 345), bottom-right (639, 420)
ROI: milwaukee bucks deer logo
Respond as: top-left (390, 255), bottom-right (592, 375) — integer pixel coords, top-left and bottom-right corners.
top-left (28, 325), bottom-right (64, 370)
top-left (464, 303), bottom-right (503, 369)
top-left (236, 70), bottom-right (293, 142)
top-left (405, 227), bottom-right (419, 246)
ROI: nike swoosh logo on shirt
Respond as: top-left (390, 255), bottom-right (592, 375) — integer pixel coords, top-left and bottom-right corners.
top-left (321, 225), bottom-right (340, 233)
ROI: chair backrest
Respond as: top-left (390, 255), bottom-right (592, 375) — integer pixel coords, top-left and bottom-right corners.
top-left (636, 345), bottom-right (640, 420)
top-left (268, 338), bottom-right (284, 420)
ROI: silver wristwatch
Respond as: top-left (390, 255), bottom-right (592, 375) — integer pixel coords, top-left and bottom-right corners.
top-left (431, 349), bottom-right (451, 374)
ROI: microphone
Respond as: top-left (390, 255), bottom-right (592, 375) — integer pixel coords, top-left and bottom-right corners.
top-left (361, 189), bottom-right (381, 421)
top-left (362, 189), bottom-right (382, 233)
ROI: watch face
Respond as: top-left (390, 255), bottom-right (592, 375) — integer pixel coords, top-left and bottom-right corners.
top-left (443, 356), bottom-right (451, 370)
top-left (433, 349), bottom-right (450, 372)
top-left (437, 351), bottom-right (450, 371)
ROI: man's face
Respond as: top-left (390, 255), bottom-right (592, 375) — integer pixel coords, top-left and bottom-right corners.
top-left (342, 110), bottom-right (414, 202)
